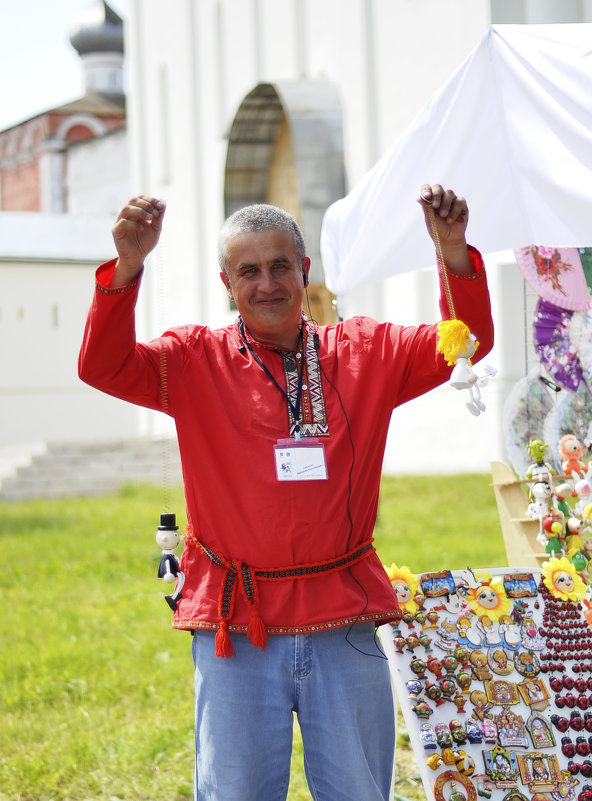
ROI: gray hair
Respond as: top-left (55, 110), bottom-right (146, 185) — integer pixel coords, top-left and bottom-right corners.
top-left (218, 204), bottom-right (306, 275)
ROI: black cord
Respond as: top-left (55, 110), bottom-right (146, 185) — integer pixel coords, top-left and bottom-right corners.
top-left (318, 350), bottom-right (387, 661)
top-left (304, 284), bottom-right (315, 324)
top-left (317, 360), bottom-right (355, 552)
top-left (304, 295), bottom-right (387, 660)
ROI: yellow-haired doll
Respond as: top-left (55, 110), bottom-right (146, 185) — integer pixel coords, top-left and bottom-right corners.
top-left (541, 555), bottom-right (587, 601)
top-left (465, 572), bottom-right (511, 622)
top-left (384, 563), bottom-right (422, 615)
top-left (436, 321), bottom-right (495, 416)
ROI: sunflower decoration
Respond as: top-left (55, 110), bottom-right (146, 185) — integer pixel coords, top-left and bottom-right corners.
top-left (465, 572), bottom-right (511, 622)
top-left (384, 563), bottom-right (422, 614)
top-left (541, 555), bottom-right (587, 602)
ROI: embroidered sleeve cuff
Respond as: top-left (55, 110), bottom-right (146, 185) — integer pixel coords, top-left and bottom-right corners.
top-left (440, 245), bottom-right (485, 281)
top-left (95, 258), bottom-right (143, 294)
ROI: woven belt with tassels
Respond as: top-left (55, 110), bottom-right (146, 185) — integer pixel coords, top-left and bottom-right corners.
top-left (184, 530), bottom-right (376, 658)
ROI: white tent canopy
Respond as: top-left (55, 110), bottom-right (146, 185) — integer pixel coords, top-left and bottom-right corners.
top-left (320, 24), bottom-right (592, 296)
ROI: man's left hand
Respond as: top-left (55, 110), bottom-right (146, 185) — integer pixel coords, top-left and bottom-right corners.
top-left (417, 184), bottom-right (472, 274)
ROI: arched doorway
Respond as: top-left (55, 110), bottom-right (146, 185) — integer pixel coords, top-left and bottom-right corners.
top-left (224, 81), bottom-right (345, 324)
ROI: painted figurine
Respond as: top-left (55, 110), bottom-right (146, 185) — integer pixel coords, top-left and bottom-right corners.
top-left (420, 722), bottom-right (438, 751)
top-left (465, 573), bottom-right (511, 623)
top-left (541, 555), bottom-right (587, 601)
top-left (384, 563), bottom-right (423, 614)
top-left (156, 512), bottom-right (185, 611)
top-left (559, 434), bottom-right (587, 475)
top-left (525, 439), bottom-right (556, 482)
top-left (526, 480), bottom-right (555, 543)
top-left (437, 321), bottom-right (496, 416)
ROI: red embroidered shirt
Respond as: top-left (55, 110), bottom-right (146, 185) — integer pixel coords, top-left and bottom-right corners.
top-left (79, 248), bottom-right (493, 637)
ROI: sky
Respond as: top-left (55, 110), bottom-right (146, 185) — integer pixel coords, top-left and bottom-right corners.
top-left (0, 0), bottom-right (128, 131)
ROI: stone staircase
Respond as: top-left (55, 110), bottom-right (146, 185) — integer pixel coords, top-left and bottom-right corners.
top-left (0, 439), bottom-right (183, 502)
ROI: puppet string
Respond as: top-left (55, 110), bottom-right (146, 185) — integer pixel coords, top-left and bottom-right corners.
top-left (427, 204), bottom-right (456, 320)
top-left (157, 246), bottom-right (171, 512)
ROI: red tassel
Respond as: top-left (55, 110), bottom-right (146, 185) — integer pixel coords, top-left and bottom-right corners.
top-left (247, 609), bottom-right (267, 651)
top-left (215, 620), bottom-right (235, 658)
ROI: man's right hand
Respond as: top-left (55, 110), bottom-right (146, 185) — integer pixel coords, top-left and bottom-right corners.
top-left (111, 196), bottom-right (166, 287)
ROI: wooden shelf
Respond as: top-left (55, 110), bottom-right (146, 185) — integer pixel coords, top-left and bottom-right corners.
top-left (490, 460), bottom-right (551, 568)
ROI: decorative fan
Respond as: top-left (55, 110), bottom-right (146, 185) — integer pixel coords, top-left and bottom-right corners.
top-left (533, 298), bottom-right (582, 392)
top-left (543, 381), bottom-right (592, 465)
top-left (515, 246), bottom-right (591, 311)
top-left (579, 247), bottom-right (592, 294)
top-left (570, 308), bottom-right (592, 396)
top-left (502, 367), bottom-right (557, 477)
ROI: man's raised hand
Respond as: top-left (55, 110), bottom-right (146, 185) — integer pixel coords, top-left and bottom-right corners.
top-left (111, 196), bottom-right (166, 286)
top-left (417, 184), bottom-right (471, 274)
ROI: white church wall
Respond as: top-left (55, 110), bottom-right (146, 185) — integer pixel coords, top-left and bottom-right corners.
top-left (67, 127), bottom-right (129, 218)
top-left (118, 0), bottom-right (587, 471)
top-left (124, 0), bottom-right (493, 444)
top-left (121, 0), bottom-right (507, 467)
top-left (126, 0), bottom-right (229, 344)
top-left (0, 213), bottom-right (139, 447)
top-left (13, 1), bottom-right (586, 461)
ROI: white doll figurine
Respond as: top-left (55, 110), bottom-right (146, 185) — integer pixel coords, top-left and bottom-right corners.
top-left (156, 512), bottom-right (185, 611)
top-left (572, 466), bottom-right (592, 520)
top-left (437, 322), bottom-right (496, 416)
top-left (526, 479), bottom-right (554, 544)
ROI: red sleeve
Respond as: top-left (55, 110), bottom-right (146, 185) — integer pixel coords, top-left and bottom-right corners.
top-left (383, 246), bottom-right (493, 407)
top-left (78, 259), bottom-right (167, 412)
top-left (438, 245), bottom-right (494, 363)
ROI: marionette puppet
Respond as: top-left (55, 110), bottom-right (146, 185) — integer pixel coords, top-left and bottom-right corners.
top-left (436, 324), bottom-right (497, 416)
top-left (424, 202), bottom-right (496, 417)
top-left (156, 513), bottom-right (185, 611)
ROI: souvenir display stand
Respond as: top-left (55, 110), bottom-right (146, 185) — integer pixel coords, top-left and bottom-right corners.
top-left (490, 462), bottom-right (548, 569)
top-left (380, 564), bottom-right (592, 801)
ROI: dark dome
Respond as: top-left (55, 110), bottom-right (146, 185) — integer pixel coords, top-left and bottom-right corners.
top-left (70, 0), bottom-right (124, 56)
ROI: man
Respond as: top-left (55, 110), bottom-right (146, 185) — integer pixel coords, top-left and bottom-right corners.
top-left (79, 184), bottom-right (493, 801)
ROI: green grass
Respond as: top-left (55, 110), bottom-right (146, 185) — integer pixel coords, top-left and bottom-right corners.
top-left (0, 475), bottom-right (506, 801)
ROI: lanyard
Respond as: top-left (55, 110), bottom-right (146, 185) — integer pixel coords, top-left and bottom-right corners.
top-left (238, 318), bottom-right (306, 439)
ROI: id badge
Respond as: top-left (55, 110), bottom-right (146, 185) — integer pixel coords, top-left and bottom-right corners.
top-left (274, 437), bottom-right (328, 481)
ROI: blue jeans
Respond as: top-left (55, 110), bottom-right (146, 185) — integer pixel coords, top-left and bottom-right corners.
top-left (191, 623), bottom-right (395, 801)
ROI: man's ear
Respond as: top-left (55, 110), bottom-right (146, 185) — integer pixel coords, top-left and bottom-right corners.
top-left (220, 271), bottom-right (233, 300)
top-left (302, 257), bottom-right (311, 288)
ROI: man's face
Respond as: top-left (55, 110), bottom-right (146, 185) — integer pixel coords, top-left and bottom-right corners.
top-left (220, 228), bottom-right (310, 349)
